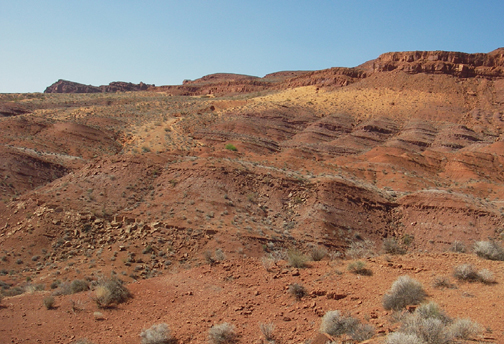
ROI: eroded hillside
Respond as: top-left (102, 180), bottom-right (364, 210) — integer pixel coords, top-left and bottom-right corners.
top-left (1, 48), bottom-right (504, 343)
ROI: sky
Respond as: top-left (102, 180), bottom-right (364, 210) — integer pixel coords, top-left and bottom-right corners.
top-left (1, 1), bottom-right (503, 93)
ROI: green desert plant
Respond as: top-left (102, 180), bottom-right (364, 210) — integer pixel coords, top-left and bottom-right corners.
top-left (225, 144), bottom-right (237, 151)
top-left (382, 276), bottom-right (426, 311)
top-left (140, 323), bottom-right (172, 344)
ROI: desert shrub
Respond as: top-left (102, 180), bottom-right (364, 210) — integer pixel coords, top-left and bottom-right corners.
top-left (346, 240), bottom-right (375, 259)
top-left (453, 264), bottom-right (479, 282)
top-left (449, 241), bottom-right (466, 253)
top-left (477, 269), bottom-right (495, 284)
top-left (386, 332), bottom-right (424, 344)
top-left (382, 276), bottom-right (426, 311)
top-left (288, 283), bottom-right (306, 300)
top-left (142, 245), bottom-right (154, 254)
top-left (70, 279), bottom-right (89, 293)
top-left (320, 310), bottom-right (373, 340)
top-left (431, 276), bottom-right (456, 289)
top-left (320, 310), bottom-right (359, 336)
top-left (25, 283), bottom-right (45, 294)
top-left (140, 323), bottom-right (172, 344)
top-left (382, 238), bottom-right (406, 255)
top-left (43, 296), bottom-right (55, 310)
top-left (387, 302), bottom-right (481, 344)
top-left (225, 144), bottom-right (237, 151)
top-left (415, 302), bottom-right (451, 324)
top-left (204, 250), bottom-right (215, 264)
top-left (258, 322), bottom-right (275, 341)
top-left (3, 286), bottom-right (24, 297)
top-left (400, 316), bottom-right (450, 344)
top-left (214, 248), bottom-right (226, 261)
top-left (287, 249), bottom-right (308, 268)
top-left (347, 261), bottom-right (372, 276)
top-left (53, 282), bottom-right (73, 296)
top-left (310, 246), bottom-right (328, 261)
top-left (260, 256), bottom-right (275, 272)
top-left (448, 318), bottom-right (481, 339)
top-left (473, 240), bottom-right (504, 261)
top-left (94, 277), bottom-right (131, 308)
top-left (349, 323), bottom-right (375, 342)
top-left (208, 323), bottom-right (236, 344)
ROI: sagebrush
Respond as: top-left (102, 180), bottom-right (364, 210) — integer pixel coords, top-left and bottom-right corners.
top-left (382, 276), bottom-right (426, 310)
top-left (94, 277), bottom-right (131, 308)
top-left (140, 323), bottom-right (172, 344)
top-left (320, 310), bottom-right (374, 341)
top-left (473, 240), bottom-right (504, 261)
top-left (208, 323), bottom-right (236, 344)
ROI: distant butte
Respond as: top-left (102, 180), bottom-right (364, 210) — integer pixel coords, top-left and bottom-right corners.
top-left (44, 79), bottom-right (154, 93)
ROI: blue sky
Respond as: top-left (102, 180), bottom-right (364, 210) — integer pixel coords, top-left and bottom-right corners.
top-left (1, 1), bottom-right (503, 93)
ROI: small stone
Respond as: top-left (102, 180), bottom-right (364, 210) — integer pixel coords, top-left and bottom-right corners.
top-left (93, 312), bottom-right (105, 321)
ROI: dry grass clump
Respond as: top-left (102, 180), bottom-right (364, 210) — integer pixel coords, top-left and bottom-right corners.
top-left (449, 318), bottom-right (481, 339)
top-left (258, 322), bottom-right (275, 341)
top-left (382, 238), bottom-right (406, 255)
top-left (287, 249), bottom-right (308, 268)
top-left (346, 240), bottom-right (375, 259)
top-left (208, 323), bottom-right (236, 344)
top-left (93, 277), bottom-right (131, 308)
top-left (70, 279), bottom-right (89, 293)
top-left (43, 296), bottom-right (55, 310)
top-left (320, 310), bottom-right (374, 341)
top-left (431, 276), bottom-right (456, 289)
top-left (453, 264), bottom-right (479, 281)
top-left (386, 332), bottom-right (425, 344)
top-left (473, 240), bottom-right (504, 261)
top-left (347, 261), bottom-right (372, 276)
top-left (382, 276), bottom-right (426, 311)
top-left (140, 323), bottom-right (172, 344)
top-left (310, 246), bottom-right (328, 261)
top-left (453, 264), bottom-right (495, 284)
top-left (288, 283), bottom-right (306, 300)
top-left (449, 240), bottom-right (466, 253)
top-left (476, 268), bottom-right (495, 284)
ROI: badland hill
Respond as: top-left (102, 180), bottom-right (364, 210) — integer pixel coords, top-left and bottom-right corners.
top-left (1, 48), bottom-right (504, 343)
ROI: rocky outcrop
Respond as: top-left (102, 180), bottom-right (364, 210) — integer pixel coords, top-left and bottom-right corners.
top-left (367, 49), bottom-right (504, 77)
top-left (0, 102), bottom-right (30, 117)
top-left (44, 79), bottom-right (154, 93)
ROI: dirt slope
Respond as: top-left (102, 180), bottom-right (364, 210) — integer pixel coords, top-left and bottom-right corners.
top-left (1, 48), bottom-right (504, 343)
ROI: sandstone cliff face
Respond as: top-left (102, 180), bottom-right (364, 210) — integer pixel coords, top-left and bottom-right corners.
top-left (44, 79), bottom-right (154, 93)
top-left (369, 49), bottom-right (504, 77)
